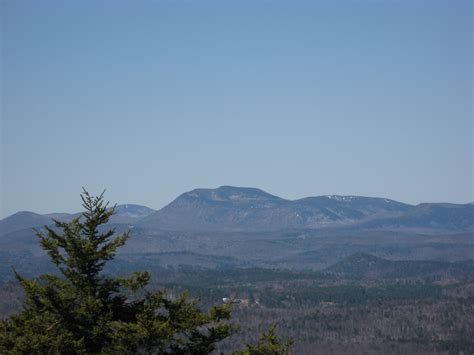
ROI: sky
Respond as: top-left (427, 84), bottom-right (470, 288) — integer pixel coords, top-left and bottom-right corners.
top-left (1, 0), bottom-right (472, 217)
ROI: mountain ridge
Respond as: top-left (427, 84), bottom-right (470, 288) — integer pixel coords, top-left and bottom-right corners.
top-left (1, 187), bottom-right (473, 275)
top-left (0, 204), bottom-right (156, 236)
top-left (2, 186), bottom-right (473, 234)
top-left (137, 186), bottom-right (473, 232)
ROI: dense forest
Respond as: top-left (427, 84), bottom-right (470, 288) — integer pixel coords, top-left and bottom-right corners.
top-left (2, 263), bottom-right (473, 353)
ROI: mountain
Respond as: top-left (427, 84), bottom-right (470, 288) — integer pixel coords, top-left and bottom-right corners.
top-left (109, 204), bottom-right (155, 224)
top-left (1, 187), bottom-right (472, 236)
top-left (1, 188), bottom-right (473, 277)
top-left (0, 204), bottom-right (155, 236)
top-left (137, 186), bottom-right (472, 232)
top-left (362, 202), bottom-right (474, 231)
top-left (137, 186), bottom-right (289, 231)
top-left (0, 212), bottom-right (54, 236)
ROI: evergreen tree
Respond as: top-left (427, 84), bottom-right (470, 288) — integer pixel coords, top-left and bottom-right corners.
top-left (0, 190), bottom-right (233, 354)
top-left (234, 324), bottom-right (293, 355)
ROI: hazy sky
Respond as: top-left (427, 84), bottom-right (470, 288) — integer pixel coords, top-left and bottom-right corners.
top-left (1, 0), bottom-right (472, 217)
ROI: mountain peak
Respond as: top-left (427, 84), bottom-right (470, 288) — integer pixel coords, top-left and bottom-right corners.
top-left (181, 186), bottom-right (284, 203)
top-left (114, 204), bottom-right (155, 215)
top-left (0, 211), bottom-right (54, 236)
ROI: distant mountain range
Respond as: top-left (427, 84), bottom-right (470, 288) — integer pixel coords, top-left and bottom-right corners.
top-left (138, 186), bottom-right (473, 232)
top-left (1, 186), bottom-right (473, 277)
top-left (1, 186), bottom-right (473, 235)
top-left (0, 204), bottom-right (156, 236)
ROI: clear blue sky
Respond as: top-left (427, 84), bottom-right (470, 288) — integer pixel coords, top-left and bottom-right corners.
top-left (1, 0), bottom-right (472, 217)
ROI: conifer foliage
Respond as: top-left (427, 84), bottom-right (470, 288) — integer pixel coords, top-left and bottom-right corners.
top-left (235, 324), bottom-right (293, 355)
top-left (0, 190), bottom-right (234, 354)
